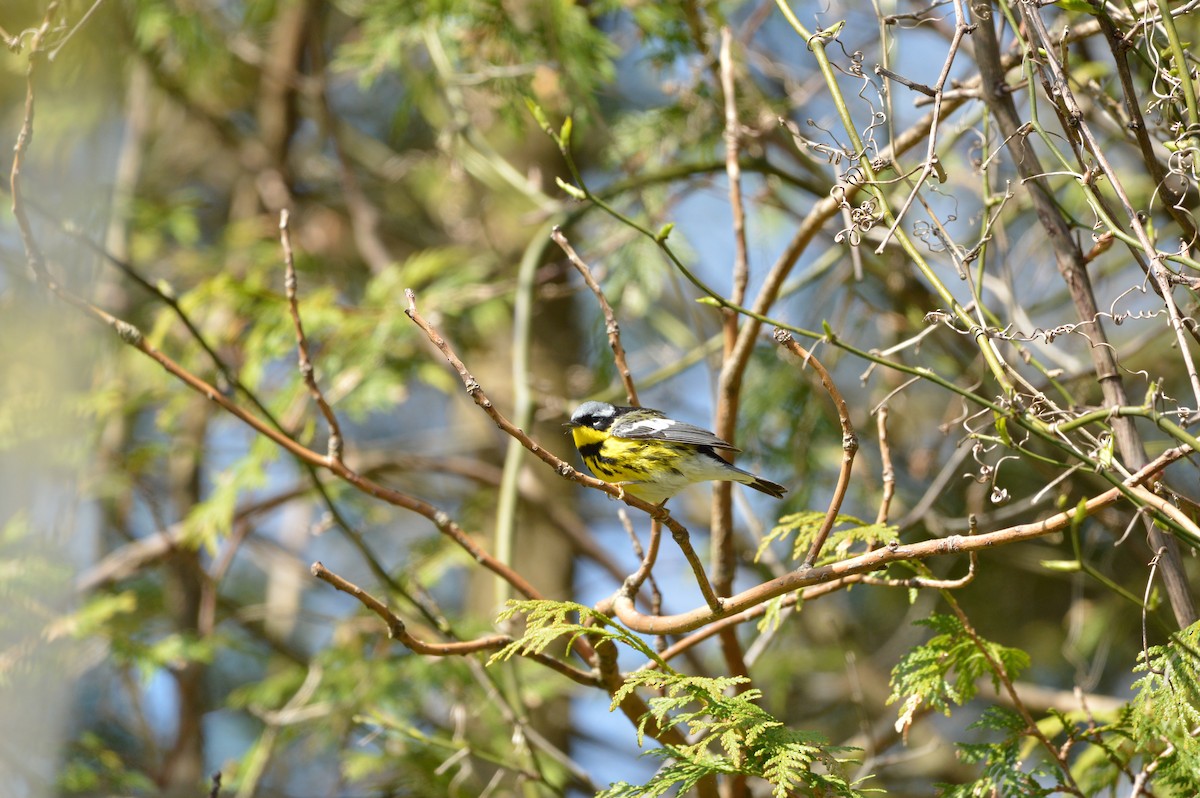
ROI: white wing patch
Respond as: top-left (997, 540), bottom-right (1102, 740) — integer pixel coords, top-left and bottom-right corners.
top-left (619, 418), bottom-right (676, 435)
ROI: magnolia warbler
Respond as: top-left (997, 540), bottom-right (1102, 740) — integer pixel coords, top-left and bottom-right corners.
top-left (566, 401), bottom-right (787, 504)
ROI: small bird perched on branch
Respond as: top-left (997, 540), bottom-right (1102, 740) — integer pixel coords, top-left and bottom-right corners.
top-left (566, 401), bottom-right (787, 504)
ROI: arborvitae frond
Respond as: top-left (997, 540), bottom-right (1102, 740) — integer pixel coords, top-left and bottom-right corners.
top-left (597, 749), bottom-right (737, 798)
top-left (1125, 620), bottom-right (1200, 792)
top-left (756, 594), bottom-right (791, 634)
top-left (758, 511), bottom-right (898, 564)
top-left (489, 599), bottom-right (660, 665)
top-left (608, 668), bottom-right (869, 796)
top-left (937, 706), bottom-right (1058, 797)
top-left (888, 613), bottom-right (1031, 717)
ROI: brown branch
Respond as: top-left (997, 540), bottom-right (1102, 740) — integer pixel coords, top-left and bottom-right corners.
top-left (618, 510), bottom-right (664, 619)
top-left (651, 576), bottom-right (861, 666)
top-left (649, 543), bottom-right (976, 667)
top-left (550, 227), bottom-right (639, 406)
top-left (859, 550), bottom-right (977, 589)
top-left (311, 562), bottom-right (599, 686)
top-left (773, 330), bottom-right (858, 567)
top-left (9, 12), bottom-right (54, 287)
top-left (875, 405), bottom-right (896, 526)
top-left (280, 209), bottom-right (344, 464)
top-left (621, 516), bottom-right (664, 605)
top-left (720, 26), bottom-right (751, 316)
top-left (712, 25), bottom-right (755, 694)
top-left (609, 446), bottom-right (1190, 635)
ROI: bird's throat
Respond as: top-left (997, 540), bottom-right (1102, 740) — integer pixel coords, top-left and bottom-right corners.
top-left (571, 426), bottom-right (607, 449)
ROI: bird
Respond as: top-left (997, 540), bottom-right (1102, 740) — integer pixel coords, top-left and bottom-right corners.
top-left (566, 401), bottom-right (787, 504)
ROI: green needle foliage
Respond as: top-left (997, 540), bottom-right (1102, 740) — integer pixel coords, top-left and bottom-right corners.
top-left (889, 613), bottom-right (1032, 718)
top-left (1125, 621), bottom-right (1200, 792)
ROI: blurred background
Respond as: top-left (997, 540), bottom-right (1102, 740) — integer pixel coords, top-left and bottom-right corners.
top-left (2, 0), bottom-right (1198, 795)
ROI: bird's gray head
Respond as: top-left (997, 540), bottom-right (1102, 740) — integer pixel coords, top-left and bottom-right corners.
top-left (569, 401), bottom-right (617, 430)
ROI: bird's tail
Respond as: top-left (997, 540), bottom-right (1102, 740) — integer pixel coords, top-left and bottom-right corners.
top-left (746, 476), bottom-right (787, 498)
top-left (731, 468), bottom-right (787, 498)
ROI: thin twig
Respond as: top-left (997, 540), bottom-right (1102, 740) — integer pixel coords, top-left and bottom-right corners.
top-left (773, 330), bottom-right (858, 567)
top-left (874, 64), bottom-right (936, 97)
top-left (280, 210), bottom-right (344, 464)
top-left (550, 227), bottom-right (639, 406)
top-left (9, 13), bottom-right (54, 286)
top-left (943, 591), bottom-right (1085, 796)
top-left (311, 562), bottom-right (598, 684)
top-left (875, 405), bottom-right (896, 526)
top-left (859, 551), bottom-right (977, 588)
top-left (621, 515), bottom-right (664, 609)
top-left (618, 510), bottom-right (664, 620)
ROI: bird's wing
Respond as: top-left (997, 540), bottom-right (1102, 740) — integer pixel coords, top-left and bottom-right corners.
top-left (610, 415), bottom-right (740, 451)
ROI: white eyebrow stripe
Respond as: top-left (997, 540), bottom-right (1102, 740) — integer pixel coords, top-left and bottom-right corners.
top-left (620, 418), bottom-right (675, 435)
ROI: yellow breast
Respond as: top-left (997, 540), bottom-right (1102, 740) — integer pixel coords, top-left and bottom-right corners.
top-left (571, 427), bottom-right (686, 487)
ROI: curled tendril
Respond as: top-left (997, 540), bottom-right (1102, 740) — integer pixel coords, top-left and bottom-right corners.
top-left (834, 227), bottom-right (863, 247)
top-left (927, 303), bottom-right (1168, 346)
top-left (1167, 145), bottom-right (1198, 181)
top-left (912, 220), bottom-right (942, 252)
top-left (846, 50), bottom-right (865, 78)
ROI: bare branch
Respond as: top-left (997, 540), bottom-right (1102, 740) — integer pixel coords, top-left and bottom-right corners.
top-left (550, 226), bottom-right (639, 406)
top-left (280, 209), bottom-right (344, 464)
top-left (773, 330), bottom-right (858, 566)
